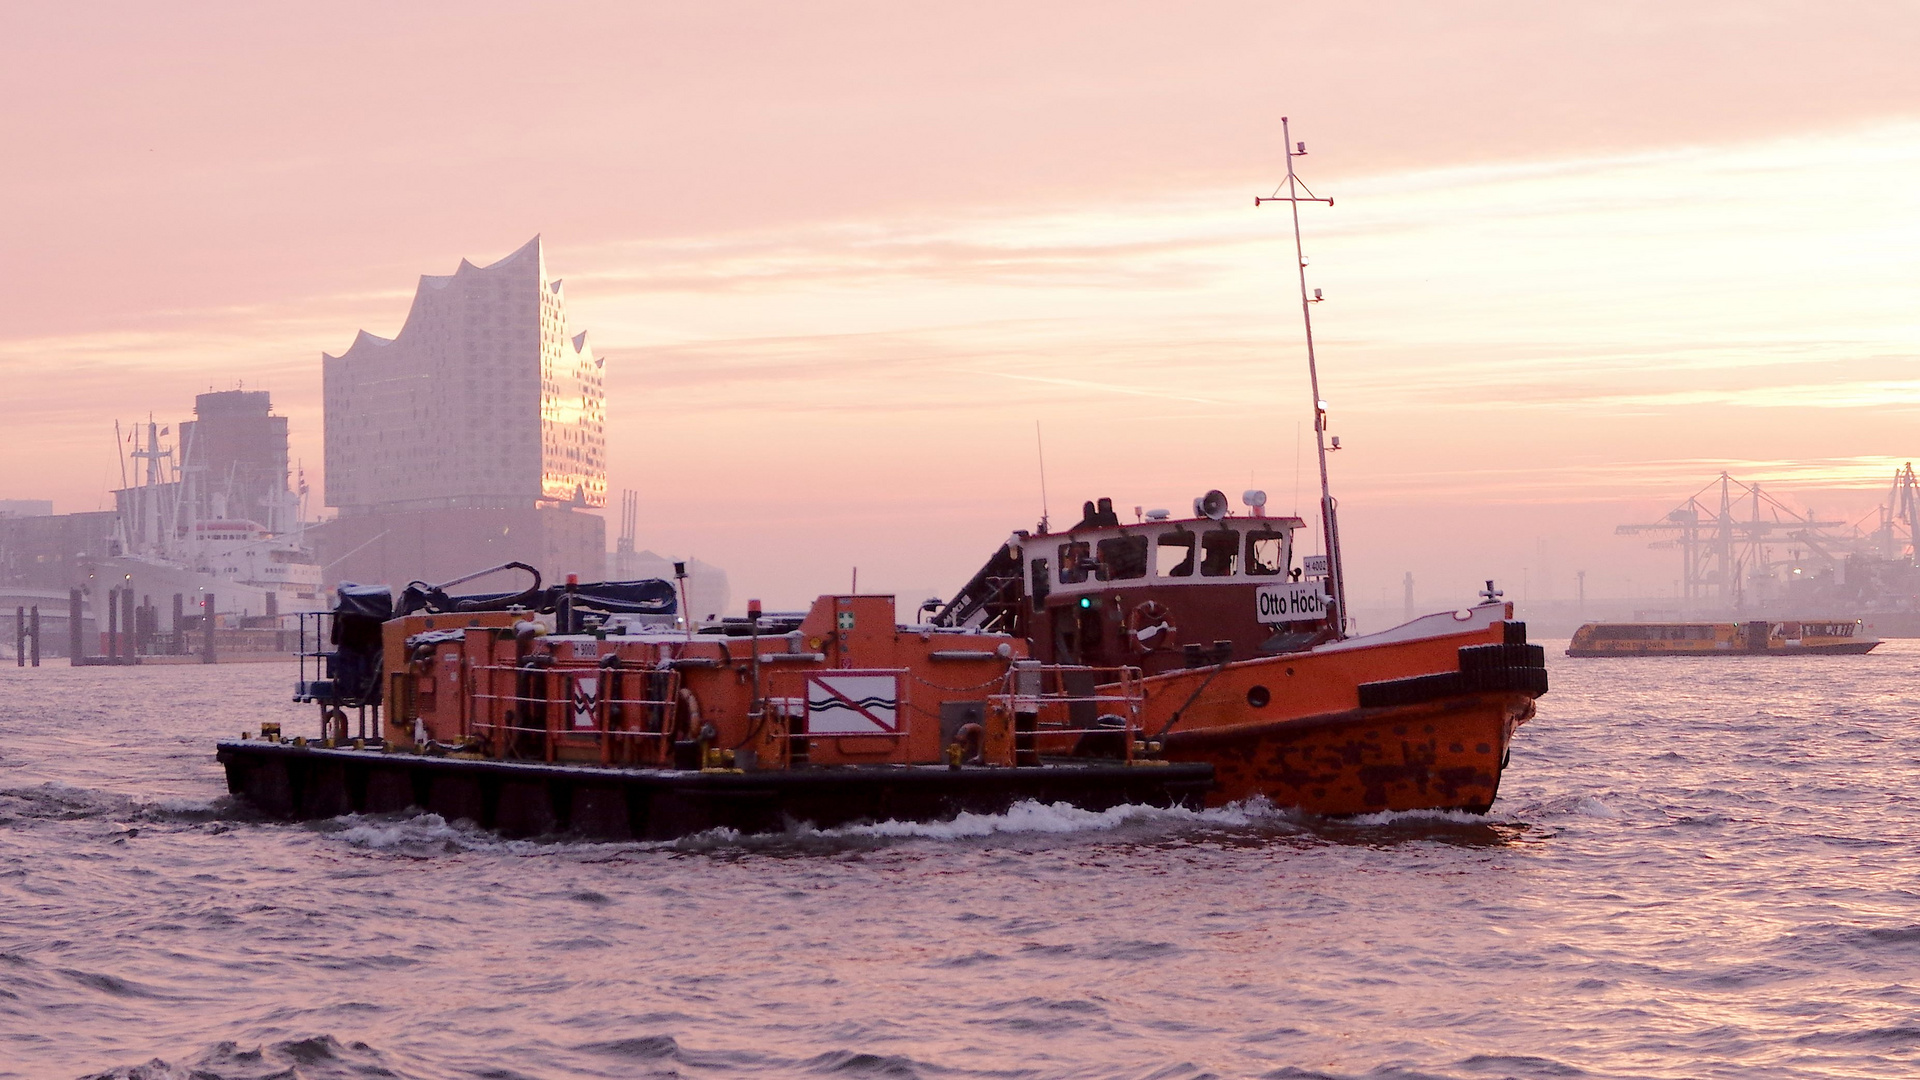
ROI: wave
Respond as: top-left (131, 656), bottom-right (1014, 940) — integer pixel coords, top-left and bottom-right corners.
top-left (0, 781), bottom-right (233, 828)
top-left (1504, 792), bottom-right (1624, 821)
top-left (296, 797), bottom-right (1307, 858)
top-left (671, 795), bottom-right (1543, 853)
top-left (658, 797), bottom-right (1308, 854)
top-left (316, 810), bottom-right (544, 856)
top-left (305, 792), bottom-right (1548, 857)
top-left (1342, 806), bottom-right (1516, 827)
top-left (812, 797), bottom-right (1286, 840)
top-left (80, 1035), bottom-right (396, 1080)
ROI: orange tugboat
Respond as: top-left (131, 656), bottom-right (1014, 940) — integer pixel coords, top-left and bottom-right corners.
top-left (218, 119), bottom-right (1546, 835)
top-left (936, 119), bottom-right (1544, 814)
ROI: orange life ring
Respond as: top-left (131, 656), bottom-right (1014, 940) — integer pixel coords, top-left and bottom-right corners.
top-left (952, 722), bottom-right (985, 766)
top-left (673, 687), bottom-right (701, 743)
top-left (1127, 600), bottom-right (1177, 653)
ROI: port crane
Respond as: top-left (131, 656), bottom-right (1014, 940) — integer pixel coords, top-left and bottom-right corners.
top-left (1871, 463), bottom-right (1920, 563)
top-left (1615, 472), bottom-right (1845, 609)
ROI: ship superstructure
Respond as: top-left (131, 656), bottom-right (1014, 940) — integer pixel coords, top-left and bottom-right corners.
top-left (99, 393), bottom-right (321, 624)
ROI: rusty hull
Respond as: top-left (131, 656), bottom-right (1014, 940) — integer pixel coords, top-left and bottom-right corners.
top-left (1160, 691), bottom-right (1534, 815)
top-left (1132, 613), bottom-right (1537, 814)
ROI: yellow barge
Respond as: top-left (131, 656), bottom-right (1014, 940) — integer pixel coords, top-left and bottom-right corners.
top-left (1566, 619), bottom-right (1878, 657)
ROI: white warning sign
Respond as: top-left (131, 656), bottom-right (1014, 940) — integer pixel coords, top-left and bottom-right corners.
top-left (571, 675), bottom-right (599, 729)
top-left (804, 672), bottom-right (902, 735)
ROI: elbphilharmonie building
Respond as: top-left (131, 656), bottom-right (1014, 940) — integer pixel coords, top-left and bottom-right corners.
top-left (324, 236), bottom-right (606, 513)
top-left (315, 237), bottom-right (608, 587)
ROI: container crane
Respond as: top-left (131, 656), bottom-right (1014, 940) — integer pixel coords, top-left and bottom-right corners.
top-left (1615, 472), bottom-right (1844, 610)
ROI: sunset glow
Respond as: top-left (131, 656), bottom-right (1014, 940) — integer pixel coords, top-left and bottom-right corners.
top-left (3, 2), bottom-right (1916, 612)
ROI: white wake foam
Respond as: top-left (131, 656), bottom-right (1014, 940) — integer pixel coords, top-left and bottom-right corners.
top-left (313, 794), bottom-right (1527, 855)
top-left (660, 798), bottom-right (1294, 850)
top-left (817, 798), bottom-right (1282, 840)
top-left (1572, 795), bottom-right (1622, 818)
top-left (324, 811), bottom-right (537, 854)
top-left (1342, 806), bottom-right (1516, 826)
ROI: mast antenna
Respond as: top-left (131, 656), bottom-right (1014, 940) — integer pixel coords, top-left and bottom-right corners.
top-left (113, 420), bottom-right (129, 492)
top-left (1256, 117), bottom-right (1348, 635)
top-left (1035, 420), bottom-right (1051, 534)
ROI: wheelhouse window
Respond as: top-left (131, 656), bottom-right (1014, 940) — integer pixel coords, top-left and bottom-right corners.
top-left (1057, 541), bottom-right (1092, 584)
top-left (1245, 529), bottom-right (1287, 576)
top-left (1096, 535), bottom-right (1148, 580)
top-left (1029, 557), bottom-right (1050, 610)
top-left (1155, 530), bottom-right (1196, 578)
top-left (1200, 528), bottom-right (1239, 577)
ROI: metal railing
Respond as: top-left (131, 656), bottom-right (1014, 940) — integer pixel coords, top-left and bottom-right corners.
top-left (464, 661), bottom-right (682, 765)
top-left (988, 662), bottom-right (1146, 764)
top-left (293, 611), bottom-right (335, 701)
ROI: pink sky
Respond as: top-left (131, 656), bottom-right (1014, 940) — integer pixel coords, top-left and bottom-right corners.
top-left (3, 2), bottom-right (1919, 612)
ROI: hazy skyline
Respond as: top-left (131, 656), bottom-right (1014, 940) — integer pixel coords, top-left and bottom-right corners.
top-left (4, 2), bottom-right (1918, 610)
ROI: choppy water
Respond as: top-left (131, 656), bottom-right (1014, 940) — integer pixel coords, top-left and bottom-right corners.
top-left (2, 644), bottom-right (1918, 1080)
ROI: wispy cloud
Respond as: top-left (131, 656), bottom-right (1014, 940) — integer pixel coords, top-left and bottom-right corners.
top-left (8, 119), bottom-right (1920, 606)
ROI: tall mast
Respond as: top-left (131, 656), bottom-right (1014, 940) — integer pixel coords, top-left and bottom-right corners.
top-left (130, 417), bottom-right (169, 552)
top-left (145, 419), bottom-right (161, 550)
top-left (111, 421), bottom-right (130, 554)
top-left (1256, 117), bottom-right (1347, 634)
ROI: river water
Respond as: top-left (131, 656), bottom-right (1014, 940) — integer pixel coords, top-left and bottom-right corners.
top-left (1, 643), bottom-right (1917, 1080)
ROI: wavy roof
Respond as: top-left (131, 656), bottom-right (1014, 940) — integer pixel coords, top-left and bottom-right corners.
top-left (324, 236), bottom-right (548, 361)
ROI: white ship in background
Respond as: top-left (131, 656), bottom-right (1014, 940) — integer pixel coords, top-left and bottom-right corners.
top-left (95, 393), bottom-right (323, 622)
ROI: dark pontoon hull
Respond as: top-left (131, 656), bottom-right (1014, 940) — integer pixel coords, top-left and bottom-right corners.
top-left (216, 742), bottom-right (1214, 840)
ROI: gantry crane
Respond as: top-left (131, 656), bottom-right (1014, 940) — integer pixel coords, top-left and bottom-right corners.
top-left (1870, 463), bottom-right (1920, 563)
top-left (1615, 472), bottom-right (1845, 609)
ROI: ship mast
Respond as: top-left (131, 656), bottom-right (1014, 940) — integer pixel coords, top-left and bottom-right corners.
top-left (1256, 117), bottom-right (1347, 634)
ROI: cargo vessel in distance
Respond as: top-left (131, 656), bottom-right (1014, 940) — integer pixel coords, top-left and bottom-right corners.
top-left (1566, 619), bottom-right (1878, 657)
